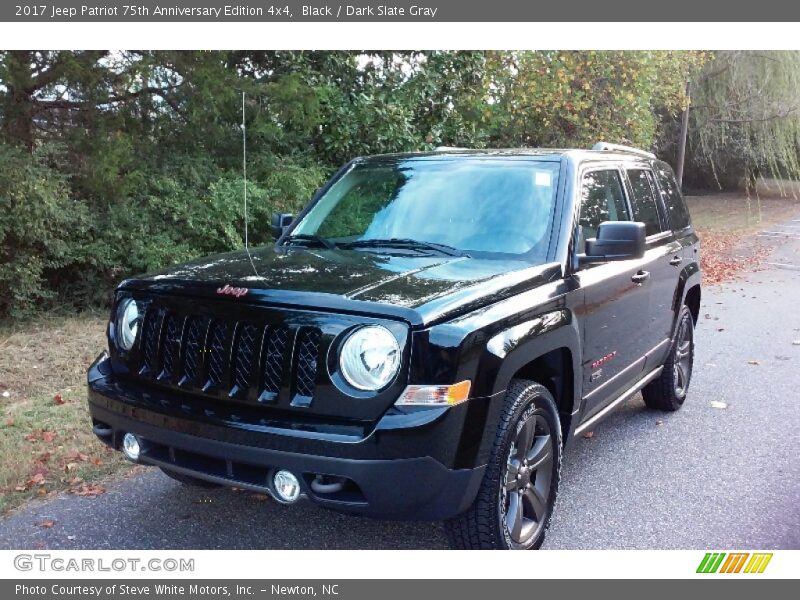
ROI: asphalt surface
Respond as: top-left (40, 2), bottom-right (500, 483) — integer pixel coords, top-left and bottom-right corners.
top-left (2, 220), bottom-right (799, 550)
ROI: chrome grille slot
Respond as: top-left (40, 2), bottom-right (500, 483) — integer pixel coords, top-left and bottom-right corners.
top-left (259, 326), bottom-right (289, 404)
top-left (231, 322), bottom-right (259, 397)
top-left (204, 320), bottom-right (229, 391)
top-left (139, 307), bottom-right (162, 375)
top-left (159, 313), bottom-right (182, 381)
top-left (180, 316), bottom-right (206, 386)
top-left (292, 328), bottom-right (321, 407)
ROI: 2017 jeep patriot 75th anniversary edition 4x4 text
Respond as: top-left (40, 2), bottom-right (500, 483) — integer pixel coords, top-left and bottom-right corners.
top-left (88, 144), bottom-right (700, 549)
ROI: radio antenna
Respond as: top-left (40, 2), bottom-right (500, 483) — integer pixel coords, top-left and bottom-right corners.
top-left (242, 91), bottom-right (249, 250)
top-left (241, 91), bottom-right (258, 276)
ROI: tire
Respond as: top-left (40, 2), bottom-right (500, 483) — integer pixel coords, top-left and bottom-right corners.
top-left (642, 304), bottom-right (695, 411)
top-left (159, 467), bottom-right (222, 488)
top-left (445, 380), bottom-right (562, 550)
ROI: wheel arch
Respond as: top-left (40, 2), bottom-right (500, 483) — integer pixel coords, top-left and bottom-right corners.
top-left (470, 310), bottom-right (581, 463)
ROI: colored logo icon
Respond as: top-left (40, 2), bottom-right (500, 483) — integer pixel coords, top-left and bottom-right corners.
top-left (697, 552), bottom-right (773, 573)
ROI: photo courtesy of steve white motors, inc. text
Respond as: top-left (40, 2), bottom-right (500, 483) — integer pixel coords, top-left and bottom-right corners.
top-left (13, 4), bottom-right (440, 18)
top-left (15, 584), bottom-right (336, 597)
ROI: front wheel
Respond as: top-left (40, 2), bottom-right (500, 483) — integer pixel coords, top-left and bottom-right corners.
top-left (642, 304), bottom-right (695, 411)
top-left (445, 380), bottom-right (562, 549)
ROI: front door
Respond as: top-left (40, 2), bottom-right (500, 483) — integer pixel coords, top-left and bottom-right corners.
top-left (574, 167), bottom-right (658, 419)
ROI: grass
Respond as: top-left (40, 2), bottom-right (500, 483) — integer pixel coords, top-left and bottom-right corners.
top-left (1, 191), bottom-right (799, 516)
top-left (0, 311), bottom-right (137, 514)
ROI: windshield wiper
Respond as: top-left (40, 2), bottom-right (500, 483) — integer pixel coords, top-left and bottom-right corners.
top-left (283, 234), bottom-right (337, 250)
top-left (340, 238), bottom-right (469, 257)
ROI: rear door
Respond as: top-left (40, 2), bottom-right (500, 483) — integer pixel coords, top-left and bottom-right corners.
top-left (625, 167), bottom-right (683, 369)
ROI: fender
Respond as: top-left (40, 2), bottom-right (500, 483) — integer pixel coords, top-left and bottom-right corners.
top-left (467, 309), bottom-right (581, 464)
top-left (672, 259), bottom-right (701, 338)
top-left (434, 306), bottom-right (581, 468)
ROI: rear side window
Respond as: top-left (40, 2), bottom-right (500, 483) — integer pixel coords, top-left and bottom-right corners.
top-left (654, 162), bottom-right (691, 231)
top-left (626, 169), bottom-right (664, 236)
top-left (578, 170), bottom-right (629, 246)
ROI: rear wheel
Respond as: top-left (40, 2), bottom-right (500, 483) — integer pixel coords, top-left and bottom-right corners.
top-left (445, 380), bottom-right (562, 550)
top-left (642, 304), bottom-right (695, 411)
top-left (159, 467), bottom-right (222, 488)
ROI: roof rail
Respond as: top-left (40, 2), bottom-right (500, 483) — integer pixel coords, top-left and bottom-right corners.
top-left (434, 146), bottom-right (470, 152)
top-left (591, 142), bottom-right (655, 159)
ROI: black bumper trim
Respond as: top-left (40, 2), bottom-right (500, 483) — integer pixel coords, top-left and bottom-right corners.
top-left (88, 369), bottom-right (486, 520)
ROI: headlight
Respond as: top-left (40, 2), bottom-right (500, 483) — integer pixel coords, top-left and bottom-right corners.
top-left (115, 298), bottom-right (140, 351)
top-left (339, 325), bottom-right (401, 391)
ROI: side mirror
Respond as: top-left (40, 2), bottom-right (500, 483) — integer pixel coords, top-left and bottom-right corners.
top-left (270, 212), bottom-right (294, 239)
top-left (580, 221), bottom-right (646, 265)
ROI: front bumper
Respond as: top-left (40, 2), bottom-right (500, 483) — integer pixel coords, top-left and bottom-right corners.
top-left (88, 353), bottom-right (486, 520)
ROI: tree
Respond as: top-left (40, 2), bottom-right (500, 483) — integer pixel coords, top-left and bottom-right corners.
top-left (685, 51), bottom-right (800, 190)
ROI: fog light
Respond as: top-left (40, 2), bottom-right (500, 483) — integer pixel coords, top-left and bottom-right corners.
top-left (122, 433), bottom-right (141, 461)
top-left (273, 470), bottom-right (301, 503)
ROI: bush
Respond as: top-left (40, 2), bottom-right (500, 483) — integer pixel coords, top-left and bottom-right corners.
top-left (0, 143), bottom-right (89, 318)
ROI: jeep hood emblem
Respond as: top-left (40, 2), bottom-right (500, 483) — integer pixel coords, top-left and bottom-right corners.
top-left (216, 284), bottom-right (249, 298)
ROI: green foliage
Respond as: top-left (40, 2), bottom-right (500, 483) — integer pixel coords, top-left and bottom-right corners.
top-left (0, 143), bottom-right (88, 317)
top-left (687, 51), bottom-right (800, 190)
top-left (482, 51), bottom-right (707, 150)
top-left (0, 50), bottom-right (711, 319)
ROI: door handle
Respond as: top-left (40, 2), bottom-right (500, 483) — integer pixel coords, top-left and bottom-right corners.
top-left (669, 256), bottom-right (683, 266)
top-left (631, 270), bottom-right (650, 284)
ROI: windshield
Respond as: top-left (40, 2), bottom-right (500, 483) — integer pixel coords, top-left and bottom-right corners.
top-left (291, 158), bottom-right (561, 259)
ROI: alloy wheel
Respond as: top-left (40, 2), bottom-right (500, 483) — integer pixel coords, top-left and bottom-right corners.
top-left (673, 313), bottom-right (694, 397)
top-left (500, 409), bottom-right (554, 546)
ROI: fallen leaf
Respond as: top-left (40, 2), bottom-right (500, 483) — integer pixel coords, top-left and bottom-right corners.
top-left (70, 484), bottom-right (105, 497)
top-left (53, 394), bottom-right (65, 405)
top-left (25, 432), bottom-right (38, 442)
top-left (710, 401), bottom-right (728, 409)
top-left (37, 519), bottom-right (56, 529)
top-left (65, 462), bottom-right (78, 472)
top-left (27, 473), bottom-right (46, 486)
top-left (67, 535), bottom-right (76, 541)
top-left (41, 431), bottom-right (56, 443)
top-left (5, 418), bottom-right (15, 427)
top-left (15, 485), bottom-right (27, 492)
top-left (1, 391), bottom-right (9, 398)
top-left (251, 493), bottom-right (271, 502)
top-left (35, 451), bottom-right (51, 464)
top-left (582, 431), bottom-right (594, 439)
top-left (656, 420), bottom-right (664, 426)
top-left (747, 360), bottom-right (761, 366)
top-left (65, 451), bottom-right (90, 462)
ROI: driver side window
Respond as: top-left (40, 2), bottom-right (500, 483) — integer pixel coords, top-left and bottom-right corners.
top-left (578, 170), bottom-right (630, 249)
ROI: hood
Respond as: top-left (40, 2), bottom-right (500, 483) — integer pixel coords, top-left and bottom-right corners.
top-left (121, 245), bottom-right (562, 327)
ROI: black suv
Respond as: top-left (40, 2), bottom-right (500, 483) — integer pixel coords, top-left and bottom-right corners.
top-left (87, 144), bottom-right (700, 550)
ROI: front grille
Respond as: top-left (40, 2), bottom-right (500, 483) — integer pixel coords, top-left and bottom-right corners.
top-left (137, 306), bottom-right (323, 409)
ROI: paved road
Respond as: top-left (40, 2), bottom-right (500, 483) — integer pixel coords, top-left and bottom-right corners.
top-left (2, 220), bottom-right (799, 550)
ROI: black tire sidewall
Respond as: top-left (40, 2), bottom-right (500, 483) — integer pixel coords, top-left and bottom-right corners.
top-left (494, 382), bottom-right (562, 550)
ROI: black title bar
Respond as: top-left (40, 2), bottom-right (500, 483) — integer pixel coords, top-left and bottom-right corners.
top-left (3, 0), bottom-right (800, 22)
